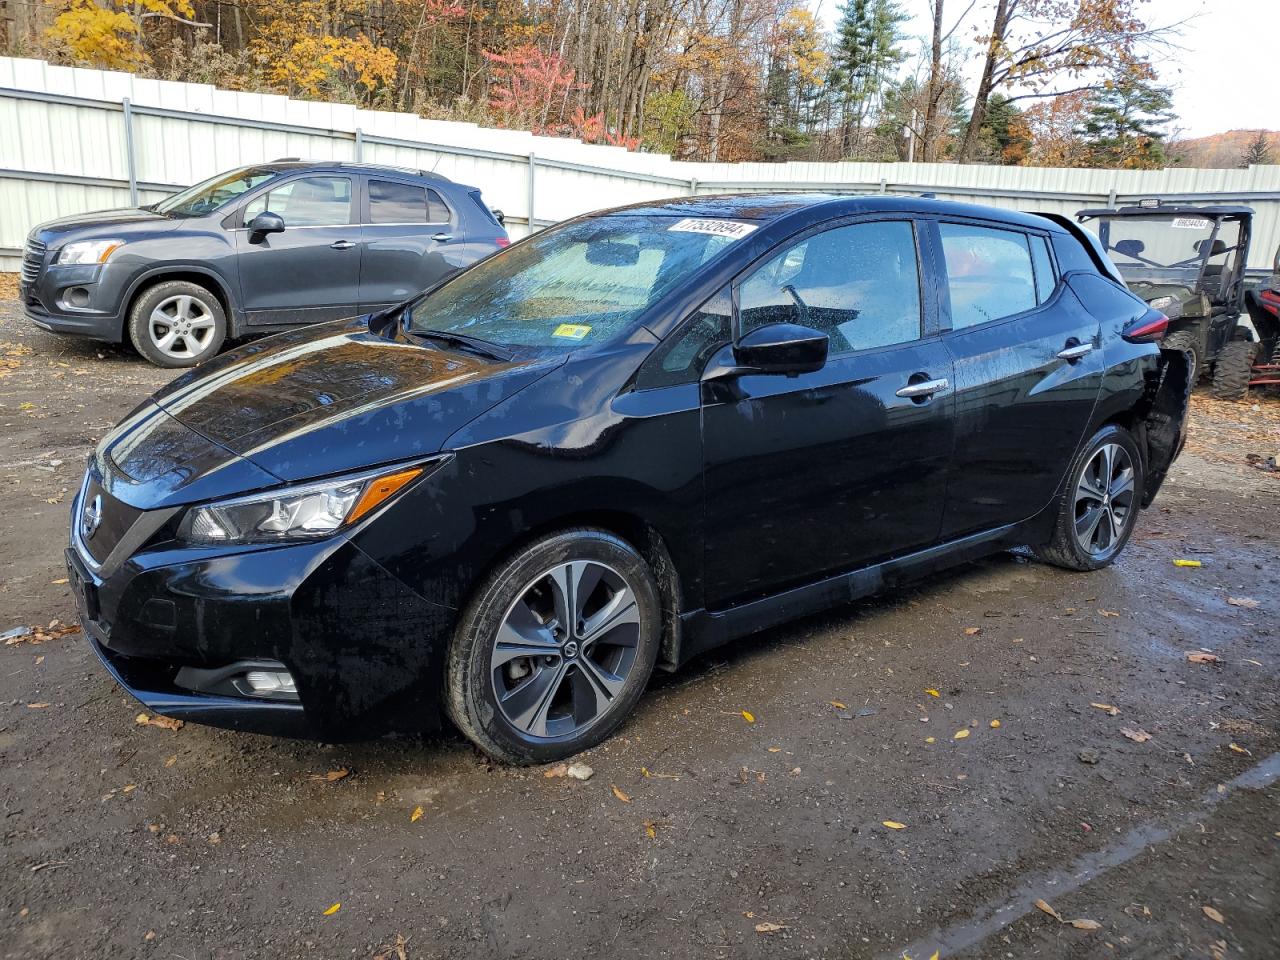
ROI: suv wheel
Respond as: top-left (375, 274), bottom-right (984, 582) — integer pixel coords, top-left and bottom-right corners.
top-left (1033, 424), bottom-right (1144, 572)
top-left (128, 280), bottom-right (227, 368)
top-left (446, 529), bottom-right (661, 764)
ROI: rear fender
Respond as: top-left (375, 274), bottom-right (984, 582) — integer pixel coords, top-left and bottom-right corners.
top-left (1140, 346), bottom-right (1193, 507)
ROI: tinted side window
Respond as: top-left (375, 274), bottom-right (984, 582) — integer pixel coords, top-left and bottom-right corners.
top-left (637, 288), bottom-right (732, 389)
top-left (738, 220), bottom-right (921, 354)
top-left (368, 180), bottom-right (451, 223)
top-left (243, 176), bottom-right (351, 226)
top-left (1068, 273), bottom-right (1146, 323)
top-left (1030, 235), bottom-right (1057, 302)
top-left (940, 223), bottom-right (1036, 328)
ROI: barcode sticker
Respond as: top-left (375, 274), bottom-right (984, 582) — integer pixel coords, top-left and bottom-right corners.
top-left (668, 218), bottom-right (758, 239)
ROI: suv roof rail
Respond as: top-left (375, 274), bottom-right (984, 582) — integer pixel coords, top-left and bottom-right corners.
top-left (272, 156), bottom-right (304, 162)
top-left (329, 161), bottom-right (450, 181)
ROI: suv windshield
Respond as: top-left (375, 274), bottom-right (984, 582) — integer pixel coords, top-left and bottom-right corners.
top-left (154, 166), bottom-right (280, 218)
top-left (1082, 214), bottom-right (1241, 289)
top-left (407, 215), bottom-right (750, 350)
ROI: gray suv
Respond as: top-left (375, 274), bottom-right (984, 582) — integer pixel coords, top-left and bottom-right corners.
top-left (20, 160), bottom-right (510, 367)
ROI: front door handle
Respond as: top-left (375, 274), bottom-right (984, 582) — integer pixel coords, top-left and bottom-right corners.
top-left (330, 240), bottom-right (356, 250)
top-left (1056, 341), bottom-right (1093, 361)
top-left (895, 377), bottom-right (949, 399)
top-left (432, 233), bottom-right (453, 243)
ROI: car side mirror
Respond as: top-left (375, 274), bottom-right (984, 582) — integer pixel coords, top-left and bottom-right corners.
top-left (731, 323), bottom-right (828, 376)
top-left (248, 211), bottom-right (285, 235)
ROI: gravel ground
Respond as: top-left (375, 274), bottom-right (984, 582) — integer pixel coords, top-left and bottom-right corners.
top-left (1, 297), bottom-right (1278, 960)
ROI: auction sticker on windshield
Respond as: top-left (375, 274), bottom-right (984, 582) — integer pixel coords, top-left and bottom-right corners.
top-left (1172, 217), bottom-right (1213, 229)
top-left (668, 218), bottom-right (758, 239)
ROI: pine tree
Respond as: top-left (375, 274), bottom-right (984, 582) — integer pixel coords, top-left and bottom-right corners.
top-left (1077, 76), bottom-right (1175, 169)
top-left (828, 0), bottom-right (907, 158)
top-left (1240, 131), bottom-right (1273, 168)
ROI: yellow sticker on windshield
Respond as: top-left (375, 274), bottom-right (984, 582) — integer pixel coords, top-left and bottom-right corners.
top-left (553, 323), bottom-right (592, 340)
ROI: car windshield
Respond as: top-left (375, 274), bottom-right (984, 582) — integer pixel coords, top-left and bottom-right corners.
top-left (154, 167), bottom-right (280, 218)
top-left (1082, 214), bottom-right (1241, 288)
top-left (406, 215), bottom-right (751, 350)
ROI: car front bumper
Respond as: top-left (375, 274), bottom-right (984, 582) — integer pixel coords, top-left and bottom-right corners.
top-left (21, 262), bottom-right (130, 342)
top-left (66, 496), bottom-right (460, 741)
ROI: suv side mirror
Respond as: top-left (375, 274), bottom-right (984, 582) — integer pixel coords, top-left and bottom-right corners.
top-left (248, 211), bottom-right (285, 235)
top-left (732, 323), bottom-right (828, 375)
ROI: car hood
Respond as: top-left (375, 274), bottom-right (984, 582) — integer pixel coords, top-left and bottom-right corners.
top-left (149, 317), bottom-right (561, 485)
top-left (34, 207), bottom-right (183, 241)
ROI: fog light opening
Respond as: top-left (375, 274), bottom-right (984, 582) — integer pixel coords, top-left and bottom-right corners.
top-left (244, 670), bottom-right (297, 697)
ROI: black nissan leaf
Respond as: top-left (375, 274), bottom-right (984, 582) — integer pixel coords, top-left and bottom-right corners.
top-left (67, 195), bottom-right (1191, 763)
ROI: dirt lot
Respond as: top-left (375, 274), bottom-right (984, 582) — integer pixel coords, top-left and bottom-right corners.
top-left (1, 293), bottom-right (1278, 960)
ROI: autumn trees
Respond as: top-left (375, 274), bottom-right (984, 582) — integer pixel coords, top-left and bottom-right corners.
top-left (7, 0), bottom-right (1195, 168)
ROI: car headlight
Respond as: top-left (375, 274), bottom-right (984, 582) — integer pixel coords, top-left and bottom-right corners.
top-left (1148, 295), bottom-right (1183, 320)
top-left (57, 239), bottom-right (124, 264)
top-left (177, 460), bottom-right (442, 544)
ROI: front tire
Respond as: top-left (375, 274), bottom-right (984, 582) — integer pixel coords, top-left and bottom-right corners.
top-left (1210, 338), bottom-right (1257, 401)
top-left (446, 529), bottom-right (662, 764)
top-left (128, 280), bottom-right (227, 368)
top-left (1033, 424), bottom-right (1144, 572)
top-left (1161, 329), bottom-right (1200, 384)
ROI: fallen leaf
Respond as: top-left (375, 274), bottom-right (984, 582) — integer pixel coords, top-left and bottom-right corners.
top-left (543, 763), bottom-right (568, 778)
top-left (925, 737), bottom-right (936, 744)
top-left (1099, 610), bottom-right (1120, 617)
top-left (1069, 918), bottom-right (1102, 931)
top-left (26, 702), bottom-right (50, 709)
top-left (135, 713), bottom-right (183, 731)
top-left (207, 832), bottom-right (221, 845)
top-left (882, 820), bottom-right (907, 830)
top-left (1186, 652), bottom-right (1220, 665)
top-left (410, 806), bottom-right (424, 822)
top-left (1121, 727), bottom-right (1152, 743)
top-left (741, 710), bottom-right (756, 723)
top-left (989, 719), bottom-right (1001, 728)
top-left (1090, 702), bottom-right (1119, 716)
top-left (309, 768), bottom-right (350, 783)
top-left (754, 922), bottom-right (788, 933)
top-left (925, 688), bottom-right (940, 698)
top-left (1036, 899), bottom-right (1064, 922)
top-left (829, 701), bottom-right (847, 709)
top-left (611, 784), bottom-right (631, 803)
top-left (1226, 596), bottom-right (1259, 609)
top-left (51, 578), bottom-right (68, 585)
top-left (644, 820), bottom-right (657, 839)
top-left (1202, 905), bottom-right (1224, 924)
top-left (767, 747), bottom-right (782, 753)
top-left (322, 902), bottom-right (341, 916)
top-left (964, 627), bottom-right (982, 636)
top-left (372, 934), bottom-right (409, 960)
top-left (121, 783), bottom-right (136, 794)
top-left (1228, 743), bottom-right (1252, 756)
top-left (1173, 559), bottom-right (1202, 568)
top-left (164, 755), bottom-right (177, 767)
top-left (953, 729), bottom-right (970, 740)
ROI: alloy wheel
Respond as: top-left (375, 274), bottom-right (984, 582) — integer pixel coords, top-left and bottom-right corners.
top-left (1073, 442), bottom-right (1136, 559)
top-left (491, 560), bottom-right (642, 739)
top-left (148, 294), bottom-right (217, 360)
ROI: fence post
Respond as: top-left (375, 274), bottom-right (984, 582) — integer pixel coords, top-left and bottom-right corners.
top-left (354, 127), bottom-right (364, 161)
top-left (1108, 186), bottom-right (1117, 207)
top-left (689, 177), bottom-right (698, 197)
top-left (527, 151), bottom-right (536, 231)
top-left (122, 97), bottom-right (138, 207)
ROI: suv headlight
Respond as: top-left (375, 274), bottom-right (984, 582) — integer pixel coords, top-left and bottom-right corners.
top-left (177, 459), bottom-right (442, 544)
top-left (57, 239), bottom-right (124, 264)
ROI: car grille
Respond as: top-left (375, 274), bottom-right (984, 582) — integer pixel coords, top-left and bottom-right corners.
top-left (21, 237), bottom-right (47, 285)
top-left (75, 469), bottom-right (145, 568)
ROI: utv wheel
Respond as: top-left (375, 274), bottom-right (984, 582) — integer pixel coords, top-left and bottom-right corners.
top-left (1209, 338), bottom-right (1257, 401)
top-left (1161, 330), bottom-right (1200, 384)
top-left (446, 528), bottom-right (661, 764)
top-left (1033, 424), bottom-right (1144, 572)
top-left (128, 280), bottom-right (227, 368)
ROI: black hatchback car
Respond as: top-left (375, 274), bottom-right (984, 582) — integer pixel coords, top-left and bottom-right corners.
top-left (21, 160), bottom-right (508, 367)
top-left (67, 194), bottom-right (1191, 763)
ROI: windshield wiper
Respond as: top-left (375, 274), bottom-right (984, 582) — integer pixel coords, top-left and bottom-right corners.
top-left (409, 328), bottom-right (514, 362)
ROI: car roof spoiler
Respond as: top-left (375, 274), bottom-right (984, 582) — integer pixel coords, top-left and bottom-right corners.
top-left (1030, 211), bottom-right (1126, 286)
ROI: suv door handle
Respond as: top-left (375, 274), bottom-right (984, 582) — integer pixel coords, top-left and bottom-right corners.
top-left (432, 233), bottom-right (453, 242)
top-left (329, 240), bottom-right (356, 250)
top-left (1056, 341), bottom-right (1093, 361)
top-left (895, 377), bottom-right (949, 399)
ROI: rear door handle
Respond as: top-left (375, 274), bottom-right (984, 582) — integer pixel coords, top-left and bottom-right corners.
top-left (329, 240), bottom-right (356, 250)
top-left (895, 377), bottom-right (949, 399)
top-left (1056, 342), bottom-right (1093, 361)
top-left (432, 233), bottom-right (453, 243)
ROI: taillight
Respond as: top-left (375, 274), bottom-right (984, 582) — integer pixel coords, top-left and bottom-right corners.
top-left (495, 237), bottom-right (511, 248)
top-left (1260, 288), bottom-right (1280, 316)
top-left (1122, 310), bottom-right (1169, 344)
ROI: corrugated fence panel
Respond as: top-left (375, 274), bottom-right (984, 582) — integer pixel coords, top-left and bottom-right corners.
top-left (2, 56), bottom-right (1278, 272)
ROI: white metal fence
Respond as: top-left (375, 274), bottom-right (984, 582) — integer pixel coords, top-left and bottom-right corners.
top-left (4, 55), bottom-right (1280, 273)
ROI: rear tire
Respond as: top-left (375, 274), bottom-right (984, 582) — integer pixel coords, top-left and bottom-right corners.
top-left (128, 280), bottom-right (227, 368)
top-left (1161, 329), bottom-right (1200, 384)
top-left (445, 528), bottom-right (662, 764)
top-left (1033, 424), bottom-right (1144, 572)
top-left (1210, 338), bottom-right (1257, 401)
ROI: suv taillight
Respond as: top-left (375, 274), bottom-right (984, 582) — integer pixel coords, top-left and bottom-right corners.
top-left (1122, 310), bottom-right (1169, 344)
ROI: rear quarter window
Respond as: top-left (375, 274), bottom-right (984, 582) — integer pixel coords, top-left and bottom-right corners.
top-left (1067, 273), bottom-right (1147, 325)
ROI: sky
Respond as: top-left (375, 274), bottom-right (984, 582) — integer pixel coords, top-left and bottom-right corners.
top-left (807, 0), bottom-right (1280, 139)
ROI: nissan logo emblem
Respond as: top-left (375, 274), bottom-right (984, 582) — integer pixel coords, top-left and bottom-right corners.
top-left (81, 494), bottom-right (103, 541)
